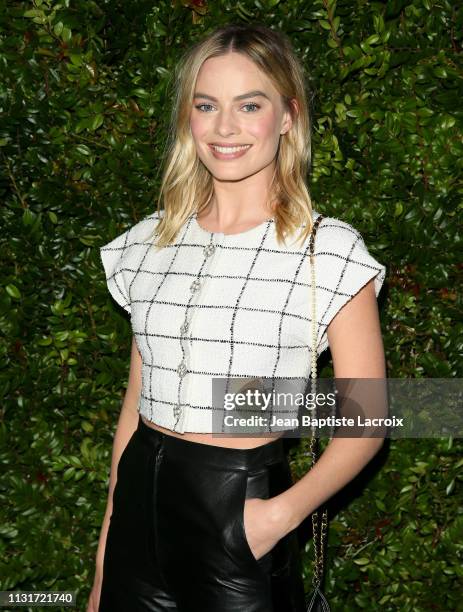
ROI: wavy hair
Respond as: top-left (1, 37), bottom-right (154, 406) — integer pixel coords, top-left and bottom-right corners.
top-left (151, 22), bottom-right (315, 249)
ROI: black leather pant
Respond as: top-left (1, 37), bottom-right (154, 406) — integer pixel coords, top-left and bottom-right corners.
top-left (99, 415), bottom-right (307, 612)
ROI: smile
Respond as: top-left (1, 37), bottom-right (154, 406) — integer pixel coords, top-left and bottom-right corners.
top-left (208, 144), bottom-right (252, 159)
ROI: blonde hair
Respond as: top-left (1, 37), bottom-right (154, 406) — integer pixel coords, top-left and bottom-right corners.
top-left (151, 22), bottom-right (315, 249)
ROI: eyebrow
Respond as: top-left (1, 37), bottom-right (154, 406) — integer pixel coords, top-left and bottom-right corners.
top-left (193, 90), bottom-right (270, 102)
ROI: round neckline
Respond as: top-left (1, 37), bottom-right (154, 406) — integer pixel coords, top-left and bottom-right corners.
top-left (192, 211), bottom-right (274, 238)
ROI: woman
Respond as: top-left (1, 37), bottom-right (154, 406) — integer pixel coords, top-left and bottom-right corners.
top-left (88, 23), bottom-right (386, 612)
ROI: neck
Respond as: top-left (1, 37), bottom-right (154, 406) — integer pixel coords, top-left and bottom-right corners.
top-left (204, 161), bottom-right (277, 225)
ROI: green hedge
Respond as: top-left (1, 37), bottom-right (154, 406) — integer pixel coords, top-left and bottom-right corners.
top-left (1, 1), bottom-right (461, 610)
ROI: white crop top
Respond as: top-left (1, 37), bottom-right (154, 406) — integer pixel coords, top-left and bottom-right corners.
top-left (100, 209), bottom-right (386, 434)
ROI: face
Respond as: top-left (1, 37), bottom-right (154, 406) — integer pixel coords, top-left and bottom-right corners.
top-left (189, 51), bottom-right (293, 181)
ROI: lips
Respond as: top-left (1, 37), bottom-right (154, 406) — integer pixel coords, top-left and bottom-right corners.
top-left (210, 144), bottom-right (251, 151)
top-left (208, 144), bottom-right (252, 159)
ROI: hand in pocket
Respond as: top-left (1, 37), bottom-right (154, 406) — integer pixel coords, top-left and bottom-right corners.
top-left (242, 497), bottom-right (288, 561)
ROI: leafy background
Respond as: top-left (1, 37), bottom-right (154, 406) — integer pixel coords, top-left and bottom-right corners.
top-left (1, 0), bottom-right (462, 610)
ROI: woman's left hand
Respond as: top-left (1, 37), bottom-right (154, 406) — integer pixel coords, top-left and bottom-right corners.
top-left (242, 496), bottom-right (294, 561)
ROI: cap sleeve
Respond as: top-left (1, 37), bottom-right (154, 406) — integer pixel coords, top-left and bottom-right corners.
top-left (100, 212), bottom-right (161, 315)
top-left (316, 217), bottom-right (386, 355)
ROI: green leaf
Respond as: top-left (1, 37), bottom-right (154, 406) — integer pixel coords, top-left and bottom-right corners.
top-left (445, 479), bottom-right (455, 495)
top-left (82, 421), bottom-right (94, 433)
top-left (346, 109), bottom-right (362, 117)
top-left (22, 209), bottom-right (35, 225)
top-left (23, 9), bottom-right (44, 18)
top-left (63, 467), bottom-right (75, 481)
top-left (365, 34), bottom-right (380, 45)
top-left (53, 21), bottom-right (64, 36)
top-left (353, 557), bottom-right (371, 565)
top-left (62, 26), bottom-right (72, 43)
top-left (132, 88), bottom-right (150, 98)
top-left (69, 53), bottom-right (83, 66)
top-left (75, 144), bottom-right (92, 156)
top-left (6, 284), bottom-right (21, 299)
top-left (90, 114), bottom-right (104, 131)
top-left (433, 67), bottom-right (447, 78)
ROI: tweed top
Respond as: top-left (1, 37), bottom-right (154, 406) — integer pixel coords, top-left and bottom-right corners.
top-left (100, 209), bottom-right (386, 434)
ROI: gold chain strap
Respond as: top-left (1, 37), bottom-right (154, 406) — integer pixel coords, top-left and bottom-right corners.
top-left (308, 214), bottom-right (328, 589)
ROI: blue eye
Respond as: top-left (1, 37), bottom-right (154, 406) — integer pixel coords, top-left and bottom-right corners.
top-left (195, 104), bottom-right (214, 112)
top-left (242, 103), bottom-right (260, 112)
top-left (195, 102), bottom-right (260, 113)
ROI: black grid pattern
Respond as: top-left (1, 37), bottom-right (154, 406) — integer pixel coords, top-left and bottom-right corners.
top-left (100, 210), bottom-right (386, 433)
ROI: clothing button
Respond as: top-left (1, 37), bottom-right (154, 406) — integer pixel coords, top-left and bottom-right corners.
top-left (180, 321), bottom-right (189, 335)
top-left (190, 279), bottom-right (201, 293)
top-left (203, 243), bottom-right (215, 258)
top-left (173, 404), bottom-right (182, 418)
top-left (177, 361), bottom-right (187, 377)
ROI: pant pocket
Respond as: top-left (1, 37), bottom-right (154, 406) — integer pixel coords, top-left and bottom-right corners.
top-left (110, 430), bottom-right (139, 520)
top-left (116, 431), bottom-right (138, 478)
top-left (236, 468), bottom-right (273, 575)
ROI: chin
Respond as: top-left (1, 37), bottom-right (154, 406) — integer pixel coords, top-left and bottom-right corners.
top-left (197, 153), bottom-right (272, 181)
top-left (210, 169), bottom-right (259, 182)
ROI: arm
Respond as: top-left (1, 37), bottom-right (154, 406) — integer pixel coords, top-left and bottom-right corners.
top-left (92, 336), bottom-right (142, 575)
top-left (275, 277), bottom-right (386, 533)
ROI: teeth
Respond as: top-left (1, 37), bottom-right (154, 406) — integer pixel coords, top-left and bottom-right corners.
top-left (211, 145), bottom-right (251, 154)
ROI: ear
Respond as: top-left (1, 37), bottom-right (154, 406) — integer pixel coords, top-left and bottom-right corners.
top-left (280, 98), bottom-right (298, 134)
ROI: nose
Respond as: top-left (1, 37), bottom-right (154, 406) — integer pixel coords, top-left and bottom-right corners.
top-left (214, 107), bottom-right (240, 137)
